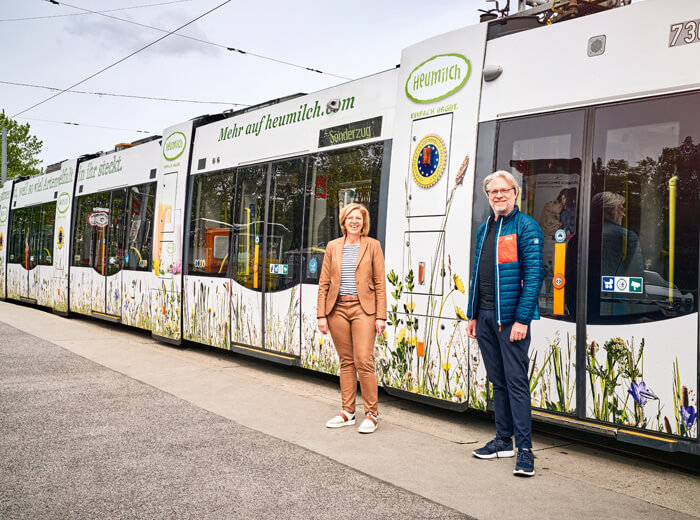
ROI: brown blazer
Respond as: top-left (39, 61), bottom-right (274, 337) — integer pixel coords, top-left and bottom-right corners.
top-left (317, 236), bottom-right (387, 320)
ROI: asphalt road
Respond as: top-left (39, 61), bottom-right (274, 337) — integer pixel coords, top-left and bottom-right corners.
top-left (0, 322), bottom-right (470, 520)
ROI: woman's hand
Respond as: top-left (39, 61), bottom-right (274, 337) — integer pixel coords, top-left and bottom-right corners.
top-left (375, 319), bottom-right (386, 334)
top-left (318, 317), bottom-right (328, 334)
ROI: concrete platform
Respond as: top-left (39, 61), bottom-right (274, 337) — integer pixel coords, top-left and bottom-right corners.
top-left (1, 301), bottom-right (698, 519)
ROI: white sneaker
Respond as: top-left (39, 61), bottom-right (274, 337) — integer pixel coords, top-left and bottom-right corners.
top-left (358, 412), bottom-right (378, 434)
top-left (326, 411), bottom-right (355, 428)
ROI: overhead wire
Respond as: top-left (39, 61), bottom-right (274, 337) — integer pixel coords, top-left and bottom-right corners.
top-left (21, 117), bottom-right (154, 134)
top-left (0, 80), bottom-right (250, 106)
top-left (11, 0), bottom-right (233, 119)
top-left (0, 0), bottom-right (192, 22)
top-left (54, 1), bottom-right (353, 80)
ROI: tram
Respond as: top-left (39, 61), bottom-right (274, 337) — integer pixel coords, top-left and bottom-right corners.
top-left (0, 0), bottom-right (697, 457)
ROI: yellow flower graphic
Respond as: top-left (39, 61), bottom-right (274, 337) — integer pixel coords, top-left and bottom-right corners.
top-left (318, 337), bottom-right (324, 346)
top-left (409, 335), bottom-right (417, 347)
top-left (396, 327), bottom-right (407, 343)
top-left (406, 301), bottom-right (416, 312)
top-left (453, 274), bottom-right (465, 294)
top-left (441, 362), bottom-right (451, 372)
top-left (454, 389), bottom-right (464, 398)
top-left (455, 306), bottom-right (467, 321)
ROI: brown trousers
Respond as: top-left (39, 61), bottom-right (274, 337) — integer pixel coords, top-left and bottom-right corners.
top-left (327, 300), bottom-right (378, 415)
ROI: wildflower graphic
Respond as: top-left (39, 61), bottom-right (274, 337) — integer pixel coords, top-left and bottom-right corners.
top-left (379, 155), bottom-right (473, 403)
top-left (628, 381), bottom-right (656, 406)
top-left (528, 331), bottom-right (575, 413)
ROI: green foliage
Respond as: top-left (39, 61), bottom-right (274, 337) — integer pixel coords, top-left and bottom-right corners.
top-left (0, 110), bottom-right (43, 178)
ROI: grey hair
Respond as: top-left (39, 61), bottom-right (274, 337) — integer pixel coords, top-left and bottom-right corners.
top-left (483, 170), bottom-right (520, 197)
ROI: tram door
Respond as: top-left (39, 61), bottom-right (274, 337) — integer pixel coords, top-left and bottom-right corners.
top-left (91, 188), bottom-right (127, 317)
top-left (262, 159), bottom-right (305, 356)
top-left (230, 165), bottom-right (266, 348)
top-left (490, 109), bottom-right (586, 416)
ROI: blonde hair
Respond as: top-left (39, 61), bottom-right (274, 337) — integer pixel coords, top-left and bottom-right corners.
top-left (339, 203), bottom-right (370, 236)
top-left (483, 170), bottom-right (521, 197)
top-left (592, 191), bottom-right (625, 220)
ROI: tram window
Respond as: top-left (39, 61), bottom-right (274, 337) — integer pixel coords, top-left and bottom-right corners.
top-left (72, 194), bottom-right (95, 267)
top-left (187, 170), bottom-right (235, 277)
top-left (8, 206), bottom-right (30, 266)
top-left (489, 111), bottom-right (585, 321)
top-left (588, 94), bottom-right (700, 324)
top-left (37, 202), bottom-right (56, 266)
top-left (105, 188), bottom-right (127, 276)
top-left (232, 165), bottom-right (266, 290)
top-left (302, 142), bottom-right (384, 284)
top-left (124, 182), bottom-right (155, 271)
top-left (265, 158), bottom-right (306, 292)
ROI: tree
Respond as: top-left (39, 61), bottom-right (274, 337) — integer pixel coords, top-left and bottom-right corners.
top-left (0, 110), bottom-right (43, 178)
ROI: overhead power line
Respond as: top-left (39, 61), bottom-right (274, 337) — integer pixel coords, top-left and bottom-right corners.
top-left (11, 0), bottom-right (233, 119)
top-left (0, 80), bottom-right (249, 106)
top-left (0, 0), bottom-right (192, 22)
top-left (55, 0), bottom-right (353, 81)
top-left (21, 117), bottom-right (154, 134)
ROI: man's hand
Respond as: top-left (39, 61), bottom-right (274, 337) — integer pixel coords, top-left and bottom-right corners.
top-left (510, 322), bottom-right (528, 342)
top-left (318, 317), bottom-right (328, 334)
top-left (467, 319), bottom-right (477, 339)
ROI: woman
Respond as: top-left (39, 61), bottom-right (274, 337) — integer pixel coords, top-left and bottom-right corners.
top-left (317, 203), bottom-right (387, 434)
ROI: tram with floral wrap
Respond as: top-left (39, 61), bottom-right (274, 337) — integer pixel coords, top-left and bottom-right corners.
top-left (0, 0), bottom-right (697, 459)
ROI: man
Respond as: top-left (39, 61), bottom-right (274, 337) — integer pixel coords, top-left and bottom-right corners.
top-left (467, 170), bottom-right (544, 477)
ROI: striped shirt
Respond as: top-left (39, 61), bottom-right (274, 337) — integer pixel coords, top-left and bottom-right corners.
top-left (339, 244), bottom-right (360, 295)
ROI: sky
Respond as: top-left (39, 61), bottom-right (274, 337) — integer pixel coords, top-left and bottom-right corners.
top-left (0, 0), bottom-right (489, 168)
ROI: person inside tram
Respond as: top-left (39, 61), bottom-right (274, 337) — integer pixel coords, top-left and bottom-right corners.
top-left (565, 191), bottom-right (643, 321)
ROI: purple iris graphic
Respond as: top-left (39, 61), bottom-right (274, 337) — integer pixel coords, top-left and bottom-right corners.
top-left (681, 405), bottom-right (697, 432)
top-left (628, 381), bottom-right (657, 406)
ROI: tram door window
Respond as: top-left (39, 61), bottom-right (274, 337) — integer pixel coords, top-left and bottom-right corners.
top-left (588, 94), bottom-right (700, 324)
top-left (72, 194), bottom-right (96, 268)
top-left (91, 191), bottom-right (111, 275)
top-left (265, 159), bottom-right (306, 292)
top-left (302, 143), bottom-right (384, 284)
top-left (492, 111), bottom-right (585, 321)
top-left (187, 170), bottom-right (235, 277)
top-left (37, 202), bottom-right (56, 266)
top-left (105, 188), bottom-right (127, 276)
top-left (8, 206), bottom-right (31, 267)
top-left (124, 182), bottom-right (156, 271)
top-left (231, 165), bottom-right (266, 290)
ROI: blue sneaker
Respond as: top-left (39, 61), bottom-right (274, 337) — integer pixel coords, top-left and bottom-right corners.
top-left (472, 436), bottom-right (514, 459)
top-left (513, 448), bottom-right (535, 476)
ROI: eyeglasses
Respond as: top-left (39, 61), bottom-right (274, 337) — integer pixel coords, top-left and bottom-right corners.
top-left (487, 187), bottom-right (515, 197)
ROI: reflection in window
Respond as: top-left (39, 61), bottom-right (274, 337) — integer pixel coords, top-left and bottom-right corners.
top-left (590, 94), bottom-right (700, 323)
top-left (302, 143), bottom-right (384, 284)
top-left (188, 170), bottom-right (235, 277)
top-left (493, 111), bottom-right (585, 321)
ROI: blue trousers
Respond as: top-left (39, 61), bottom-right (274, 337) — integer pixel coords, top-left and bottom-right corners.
top-left (476, 309), bottom-right (532, 449)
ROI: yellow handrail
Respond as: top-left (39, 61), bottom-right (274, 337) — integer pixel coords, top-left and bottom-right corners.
top-left (668, 176), bottom-right (678, 301)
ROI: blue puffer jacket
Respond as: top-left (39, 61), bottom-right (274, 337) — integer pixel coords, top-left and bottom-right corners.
top-left (467, 206), bottom-right (544, 326)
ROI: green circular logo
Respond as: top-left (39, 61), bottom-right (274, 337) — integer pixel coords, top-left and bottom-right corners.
top-left (0, 206), bottom-right (7, 223)
top-left (163, 131), bottom-right (186, 161)
top-left (57, 192), bottom-right (71, 213)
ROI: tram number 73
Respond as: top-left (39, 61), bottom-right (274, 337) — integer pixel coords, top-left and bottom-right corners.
top-left (669, 19), bottom-right (700, 47)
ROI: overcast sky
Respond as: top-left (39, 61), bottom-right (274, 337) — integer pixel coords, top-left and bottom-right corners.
top-left (0, 0), bottom-right (490, 168)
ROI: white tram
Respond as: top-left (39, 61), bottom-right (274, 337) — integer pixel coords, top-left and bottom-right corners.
top-left (0, 0), bottom-right (697, 457)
